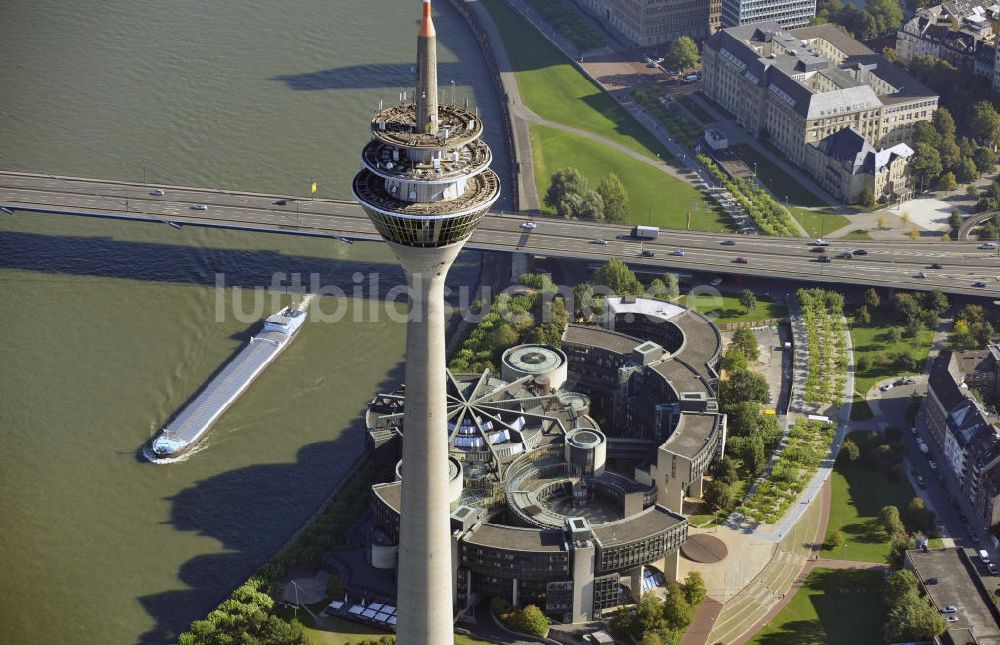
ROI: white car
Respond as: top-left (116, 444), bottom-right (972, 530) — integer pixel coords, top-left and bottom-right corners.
top-left (191, 203), bottom-right (208, 211)
top-left (521, 221), bottom-right (536, 230)
top-left (594, 239), bottom-right (608, 245)
top-left (149, 188), bottom-right (165, 196)
top-left (881, 383), bottom-right (894, 392)
top-left (979, 242), bottom-right (997, 249)
top-left (671, 249), bottom-right (685, 256)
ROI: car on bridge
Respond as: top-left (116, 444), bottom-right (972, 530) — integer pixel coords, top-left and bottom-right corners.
top-left (980, 242), bottom-right (997, 249)
top-left (593, 239), bottom-right (608, 245)
top-left (720, 240), bottom-right (736, 246)
top-left (192, 203), bottom-right (208, 211)
top-left (641, 250), bottom-right (655, 258)
top-left (838, 252), bottom-right (854, 259)
top-left (671, 249), bottom-right (685, 256)
top-left (854, 249), bottom-right (868, 255)
top-left (274, 199), bottom-right (287, 205)
top-left (974, 281), bottom-right (987, 288)
top-left (734, 256), bottom-right (749, 264)
top-left (521, 221), bottom-right (536, 230)
top-left (817, 255), bottom-right (831, 263)
top-left (930, 263), bottom-right (943, 269)
top-left (149, 188), bottom-right (165, 196)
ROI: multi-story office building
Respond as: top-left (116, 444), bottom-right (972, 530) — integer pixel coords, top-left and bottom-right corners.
top-left (702, 22), bottom-right (938, 203)
top-left (926, 347), bottom-right (1000, 539)
top-left (358, 297), bottom-right (727, 624)
top-left (577, 0), bottom-right (718, 46)
top-left (721, 0), bottom-right (816, 29)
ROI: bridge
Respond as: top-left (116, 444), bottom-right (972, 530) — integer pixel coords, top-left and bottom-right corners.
top-left (2, 171), bottom-right (999, 297)
top-left (958, 211), bottom-right (997, 241)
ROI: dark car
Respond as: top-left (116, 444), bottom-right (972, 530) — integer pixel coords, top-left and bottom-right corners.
top-left (926, 577), bottom-right (938, 584)
top-left (721, 240), bottom-right (737, 246)
top-left (930, 263), bottom-right (943, 269)
top-left (735, 256), bottom-right (749, 264)
top-left (274, 199), bottom-right (287, 205)
top-left (974, 281), bottom-right (987, 288)
top-left (641, 250), bottom-right (655, 257)
top-left (810, 246), bottom-right (826, 252)
top-left (818, 255), bottom-right (831, 263)
top-left (854, 249), bottom-right (868, 256)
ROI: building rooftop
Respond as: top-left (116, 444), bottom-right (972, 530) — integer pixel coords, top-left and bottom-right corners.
top-left (906, 548), bottom-right (1000, 641)
top-left (563, 324), bottom-right (642, 355)
top-left (650, 358), bottom-right (711, 398)
top-left (591, 504), bottom-right (685, 547)
top-left (605, 296), bottom-right (686, 322)
top-left (662, 413), bottom-right (722, 459)
top-left (669, 310), bottom-right (722, 381)
top-left (463, 522), bottom-right (568, 552)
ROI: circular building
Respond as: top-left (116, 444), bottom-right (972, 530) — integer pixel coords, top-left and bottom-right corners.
top-left (501, 344), bottom-right (568, 391)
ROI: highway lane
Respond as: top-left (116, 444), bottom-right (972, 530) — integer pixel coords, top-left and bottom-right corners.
top-left (2, 172), bottom-right (999, 296)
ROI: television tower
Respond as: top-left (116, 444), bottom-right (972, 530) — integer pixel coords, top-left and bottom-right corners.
top-left (351, 1), bottom-right (500, 643)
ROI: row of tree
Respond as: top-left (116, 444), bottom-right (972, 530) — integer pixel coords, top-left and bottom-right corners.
top-left (813, 0), bottom-right (903, 40)
top-left (908, 105), bottom-right (997, 193)
top-left (544, 168), bottom-right (630, 222)
top-left (950, 303), bottom-right (996, 351)
top-left (609, 572), bottom-right (707, 644)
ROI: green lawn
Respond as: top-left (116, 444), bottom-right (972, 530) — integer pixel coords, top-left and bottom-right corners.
top-left (823, 434), bottom-right (920, 563)
top-left (481, 0), bottom-right (672, 162)
top-left (747, 568), bottom-right (886, 645)
top-left (684, 293), bottom-right (788, 324)
top-left (838, 229), bottom-right (873, 241)
top-left (530, 125), bottom-right (728, 231)
top-left (733, 145), bottom-right (826, 208)
top-left (850, 311), bottom-right (934, 396)
top-left (790, 207), bottom-right (851, 239)
top-left (305, 617), bottom-right (490, 645)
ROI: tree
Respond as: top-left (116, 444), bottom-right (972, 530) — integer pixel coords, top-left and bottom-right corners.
top-left (720, 369), bottom-right (770, 405)
top-left (731, 327), bottom-right (760, 362)
top-left (936, 171), bottom-right (957, 192)
top-left (647, 279), bottom-right (669, 300)
top-left (747, 433), bottom-right (767, 477)
top-left (924, 289), bottom-right (948, 315)
top-left (544, 167), bottom-right (588, 214)
top-left (883, 569), bottom-right (918, 605)
top-left (909, 228), bottom-right (922, 240)
top-left (715, 456), bottom-right (738, 484)
top-left (636, 591), bottom-right (667, 639)
top-left (883, 596), bottom-right (946, 642)
top-left (932, 107), bottom-right (957, 141)
top-left (880, 505), bottom-right (906, 538)
top-left (910, 143), bottom-right (942, 186)
top-left (839, 438), bottom-right (860, 462)
top-left (493, 323), bottom-right (519, 351)
top-left (956, 157), bottom-right (979, 184)
top-left (949, 210), bottom-right (964, 233)
top-left (593, 258), bottom-right (642, 294)
top-left (826, 529), bottom-right (846, 548)
top-left (597, 172), bottom-right (629, 223)
top-left (666, 36), bottom-right (699, 72)
top-left (577, 191), bottom-right (605, 220)
top-left (859, 185), bottom-right (876, 208)
top-left (704, 480), bottom-right (735, 511)
top-left (662, 582), bottom-right (693, 631)
top-left (639, 633), bottom-right (664, 645)
top-left (906, 496), bottom-right (935, 533)
top-left (571, 282), bottom-right (599, 319)
top-left (663, 272), bottom-right (680, 299)
top-left (683, 572), bottom-right (707, 606)
top-left (974, 146), bottom-right (996, 173)
top-left (509, 605), bottom-right (549, 637)
top-left (886, 326), bottom-right (902, 344)
top-left (864, 288), bottom-right (880, 310)
top-left (970, 100), bottom-right (1000, 146)
top-left (739, 289), bottom-right (757, 313)
top-left (721, 345), bottom-right (748, 372)
top-left (856, 305), bottom-right (871, 325)
top-left (877, 215), bottom-right (887, 229)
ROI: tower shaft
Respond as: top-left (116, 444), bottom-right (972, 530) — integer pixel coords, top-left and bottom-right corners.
top-left (392, 241), bottom-right (462, 645)
top-left (415, 0), bottom-right (438, 134)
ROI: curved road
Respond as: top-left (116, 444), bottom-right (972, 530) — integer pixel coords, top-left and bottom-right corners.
top-left (2, 171), bottom-right (999, 297)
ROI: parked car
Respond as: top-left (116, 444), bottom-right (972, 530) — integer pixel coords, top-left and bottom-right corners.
top-left (929, 460), bottom-right (938, 470)
top-left (941, 606), bottom-right (958, 614)
top-left (149, 188), bottom-right (165, 196)
top-left (881, 383), bottom-right (894, 391)
top-left (683, 73), bottom-right (699, 83)
top-left (926, 577), bottom-right (938, 584)
top-left (917, 476), bottom-right (926, 489)
top-left (191, 203), bottom-right (208, 211)
top-left (947, 616), bottom-right (960, 623)
top-left (989, 564), bottom-right (998, 575)
top-left (904, 377), bottom-right (915, 384)
top-left (521, 221), bottom-right (536, 230)
top-left (910, 426), bottom-right (917, 435)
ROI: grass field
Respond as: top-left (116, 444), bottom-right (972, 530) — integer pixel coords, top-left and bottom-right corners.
top-left (530, 125), bottom-right (729, 230)
top-left (305, 617), bottom-right (489, 645)
top-left (790, 207), bottom-right (851, 239)
top-left (838, 229), bottom-right (873, 240)
top-left (747, 568), bottom-right (886, 645)
top-left (684, 293), bottom-right (788, 324)
top-left (733, 145), bottom-right (825, 208)
top-left (823, 434), bottom-right (920, 563)
top-left (850, 311), bottom-right (934, 396)
top-left (482, 0), bottom-right (670, 161)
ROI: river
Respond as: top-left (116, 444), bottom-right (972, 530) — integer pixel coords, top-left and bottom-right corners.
top-left (0, 0), bottom-right (505, 643)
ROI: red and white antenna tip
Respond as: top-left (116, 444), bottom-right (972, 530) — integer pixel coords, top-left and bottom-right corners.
top-left (419, 0), bottom-right (435, 37)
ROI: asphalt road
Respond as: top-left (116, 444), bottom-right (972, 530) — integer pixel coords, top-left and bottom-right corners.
top-left (2, 171), bottom-right (1000, 297)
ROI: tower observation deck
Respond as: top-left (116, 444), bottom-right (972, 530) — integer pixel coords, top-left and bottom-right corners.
top-left (351, 2), bottom-right (501, 644)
